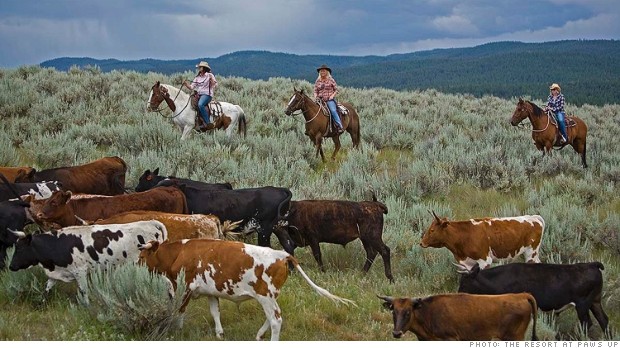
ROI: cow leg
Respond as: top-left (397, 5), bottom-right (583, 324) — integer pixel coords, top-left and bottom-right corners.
top-left (376, 243), bottom-right (393, 282)
top-left (524, 246), bottom-right (541, 263)
top-left (590, 302), bottom-right (609, 332)
top-left (207, 296), bottom-right (224, 339)
top-left (575, 301), bottom-right (594, 330)
top-left (255, 297), bottom-right (282, 341)
top-left (360, 241), bottom-right (378, 273)
top-left (308, 240), bottom-right (324, 272)
top-left (0, 244), bottom-right (7, 269)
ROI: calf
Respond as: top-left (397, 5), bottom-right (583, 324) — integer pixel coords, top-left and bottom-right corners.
top-left (22, 156), bottom-right (127, 195)
top-left (135, 168), bottom-right (232, 192)
top-left (30, 186), bottom-right (188, 227)
top-left (138, 239), bottom-right (354, 341)
top-left (420, 212), bottom-right (544, 270)
top-left (9, 220), bottom-right (167, 296)
top-left (458, 262), bottom-right (609, 331)
top-left (94, 210), bottom-right (240, 241)
top-left (280, 198), bottom-right (392, 281)
top-left (379, 293), bottom-right (538, 341)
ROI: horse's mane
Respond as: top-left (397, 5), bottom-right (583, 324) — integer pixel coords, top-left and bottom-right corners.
top-left (160, 83), bottom-right (184, 96)
top-left (526, 100), bottom-right (545, 117)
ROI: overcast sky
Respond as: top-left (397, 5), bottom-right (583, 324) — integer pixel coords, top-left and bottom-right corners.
top-left (1, 0), bottom-right (619, 68)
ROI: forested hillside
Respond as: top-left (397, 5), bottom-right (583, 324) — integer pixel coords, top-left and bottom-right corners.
top-left (41, 40), bottom-right (620, 106)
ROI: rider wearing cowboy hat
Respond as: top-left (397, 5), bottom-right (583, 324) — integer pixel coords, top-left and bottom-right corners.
top-left (545, 83), bottom-right (568, 144)
top-left (183, 61), bottom-right (218, 130)
top-left (314, 64), bottom-right (344, 134)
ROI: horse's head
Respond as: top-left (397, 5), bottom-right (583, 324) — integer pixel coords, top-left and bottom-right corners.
top-left (284, 88), bottom-right (306, 116)
top-left (146, 81), bottom-right (169, 112)
top-left (510, 98), bottom-right (531, 126)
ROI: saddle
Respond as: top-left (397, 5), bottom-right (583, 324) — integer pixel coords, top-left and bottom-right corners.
top-left (316, 100), bottom-right (349, 135)
top-left (548, 111), bottom-right (577, 145)
top-left (191, 92), bottom-right (224, 130)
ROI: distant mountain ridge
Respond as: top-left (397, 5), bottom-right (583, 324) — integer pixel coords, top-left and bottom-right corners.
top-left (40, 40), bottom-right (620, 106)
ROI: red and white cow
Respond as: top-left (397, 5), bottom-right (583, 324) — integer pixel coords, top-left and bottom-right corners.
top-left (420, 212), bottom-right (544, 270)
top-left (138, 239), bottom-right (354, 341)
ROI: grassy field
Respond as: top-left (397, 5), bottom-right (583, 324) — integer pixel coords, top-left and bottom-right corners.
top-left (0, 66), bottom-right (618, 341)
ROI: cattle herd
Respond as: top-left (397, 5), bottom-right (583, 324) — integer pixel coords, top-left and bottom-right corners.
top-left (0, 156), bottom-right (611, 341)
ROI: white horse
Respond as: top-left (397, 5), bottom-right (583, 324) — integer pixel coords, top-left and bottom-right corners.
top-left (146, 81), bottom-right (247, 140)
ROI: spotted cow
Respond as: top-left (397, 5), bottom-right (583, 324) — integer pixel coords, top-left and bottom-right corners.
top-left (420, 212), bottom-right (544, 270)
top-left (138, 239), bottom-right (354, 341)
top-left (379, 293), bottom-right (538, 341)
top-left (9, 220), bottom-right (167, 296)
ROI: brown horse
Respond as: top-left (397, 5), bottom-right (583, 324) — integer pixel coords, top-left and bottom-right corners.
top-left (510, 98), bottom-right (588, 168)
top-left (284, 88), bottom-right (361, 161)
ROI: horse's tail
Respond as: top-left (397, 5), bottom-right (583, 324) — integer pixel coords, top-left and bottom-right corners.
top-left (354, 111), bottom-right (362, 151)
top-left (236, 105), bottom-right (247, 138)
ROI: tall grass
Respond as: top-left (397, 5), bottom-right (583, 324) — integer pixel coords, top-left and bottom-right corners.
top-left (0, 66), bottom-right (618, 340)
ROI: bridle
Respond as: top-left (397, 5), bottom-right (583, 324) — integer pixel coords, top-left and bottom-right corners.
top-left (148, 82), bottom-right (191, 119)
top-left (514, 103), bottom-right (550, 133)
top-left (287, 92), bottom-right (321, 123)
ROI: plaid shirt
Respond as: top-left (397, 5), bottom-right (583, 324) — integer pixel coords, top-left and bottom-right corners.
top-left (191, 72), bottom-right (217, 96)
top-left (547, 93), bottom-right (565, 113)
top-left (314, 76), bottom-right (338, 102)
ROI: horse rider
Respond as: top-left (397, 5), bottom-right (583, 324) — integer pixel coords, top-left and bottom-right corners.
top-left (183, 61), bottom-right (218, 131)
top-left (314, 64), bottom-right (344, 134)
top-left (545, 83), bottom-right (568, 144)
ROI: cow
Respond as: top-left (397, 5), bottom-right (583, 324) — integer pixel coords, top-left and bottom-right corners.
top-left (93, 210), bottom-right (241, 241)
top-left (420, 212), bottom-right (544, 270)
top-left (19, 156), bottom-right (128, 195)
top-left (135, 168), bottom-right (232, 192)
top-left (379, 293), bottom-right (538, 341)
top-left (0, 166), bottom-right (36, 183)
top-left (153, 180), bottom-right (293, 254)
top-left (278, 197), bottom-right (393, 281)
top-left (29, 186), bottom-right (188, 228)
top-left (0, 199), bottom-right (35, 269)
top-left (0, 181), bottom-right (61, 202)
top-left (458, 262), bottom-right (609, 332)
top-left (9, 221), bottom-right (167, 297)
top-left (138, 238), bottom-right (354, 341)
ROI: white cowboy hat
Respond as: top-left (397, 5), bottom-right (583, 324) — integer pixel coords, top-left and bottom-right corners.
top-left (196, 61), bottom-right (211, 70)
top-left (549, 83), bottom-right (561, 91)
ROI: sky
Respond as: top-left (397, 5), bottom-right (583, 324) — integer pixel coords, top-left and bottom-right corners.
top-left (0, 0), bottom-right (619, 68)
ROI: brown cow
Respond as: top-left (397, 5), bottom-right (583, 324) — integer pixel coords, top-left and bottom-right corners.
top-left (20, 156), bottom-right (127, 195)
top-left (379, 293), bottom-right (538, 341)
top-left (30, 186), bottom-right (188, 227)
top-left (94, 210), bottom-right (241, 241)
top-left (0, 166), bottom-right (36, 183)
top-left (420, 212), bottom-right (544, 270)
top-left (138, 239), bottom-right (354, 341)
top-left (279, 197), bottom-right (392, 281)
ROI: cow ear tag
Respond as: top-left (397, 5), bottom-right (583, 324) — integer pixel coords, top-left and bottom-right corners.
top-left (146, 175), bottom-right (152, 181)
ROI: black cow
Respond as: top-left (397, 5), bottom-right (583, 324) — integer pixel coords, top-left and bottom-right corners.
top-left (135, 168), bottom-right (232, 192)
top-left (278, 198), bottom-right (393, 281)
top-left (458, 262), bottom-right (609, 332)
top-left (155, 180), bottom-right (293, 254)
top-left (0, 199), bottom-right (34, 268)
top-left (0, 181), bottom-right (61, 202)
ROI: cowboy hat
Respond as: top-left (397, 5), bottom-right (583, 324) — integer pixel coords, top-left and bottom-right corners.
top-left (196, 61), bottom-right (211, 70)
top-left (549, 83), bottom-right (561, 91)
top-left (316, 64), bottom-right (332, 73)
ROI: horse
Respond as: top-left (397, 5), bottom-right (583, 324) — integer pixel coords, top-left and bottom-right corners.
top-left (284, 88), bottom-right (361, 161)
top-left (146, 81), bottom-right (247, 140)
top-left (510, 98), bottom-right (588, 168)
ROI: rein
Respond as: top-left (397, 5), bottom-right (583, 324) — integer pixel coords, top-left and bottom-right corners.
top-left (529, 110), bottom-right (552, 133)
top-left (151, 82), bottom-right (192, 119)
top-left (293, 95), bottom-right (323, 123)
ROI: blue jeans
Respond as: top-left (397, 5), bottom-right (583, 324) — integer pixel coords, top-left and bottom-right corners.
top-left (556, 111), bottom-right (567, 140)
top-left (326, 100), bottom-right (343, 129)
top-left (198, 94), bottom-right (212, 124)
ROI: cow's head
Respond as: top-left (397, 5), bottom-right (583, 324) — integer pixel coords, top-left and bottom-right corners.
top-left (35, 190), bottom-right (73, 226)
top-left (135, 168), bottom-right (160, 192)
top-left (13, 168), bottom-right (36, 183)
top-left (420, 211), bottom-right (449, 248)
top-left (138, 240), bottom-right (161, 270)
top-left (8, 232), bottom-right (38, 272)
top-left (456, 263), bottom-right (482, 293)
top-left (378, 295), bottom-right (422, 339)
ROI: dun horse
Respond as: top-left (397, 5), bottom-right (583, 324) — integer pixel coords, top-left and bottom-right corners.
top-left (510, 98), bottom-right (588, 168)
top-left (284, 88), bottom-right (361, 161)
top-left (147, 81), bottom-right (247, 140)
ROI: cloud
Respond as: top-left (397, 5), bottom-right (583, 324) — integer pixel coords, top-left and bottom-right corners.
top-left (432, 14), bottom-right (479, 36)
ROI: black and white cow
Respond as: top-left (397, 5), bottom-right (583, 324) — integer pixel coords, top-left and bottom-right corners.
top-left (458, 262), bottom-right (609, 331)
top-left (0, 181), bottom-right (62, 202)
top-left (154, 180), bottom-right (294, 254)
top-left (135, 168), bottom-right (233, 192)
top-left (9, 220), bottom-right (167, 296)
top-left (0, 199), bottom-right (34, 269)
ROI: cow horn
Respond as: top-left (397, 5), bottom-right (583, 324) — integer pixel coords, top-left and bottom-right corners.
top-left (377, 295), bottom-right (393, 303)
top-left (9, 229), bottom-right (26, 239)
top-left (452, 262), bottom-right (469, 273)
top-left (430, 210), bottom-right (440, 221)
top-left (138, 242), bottom-right (153, 251)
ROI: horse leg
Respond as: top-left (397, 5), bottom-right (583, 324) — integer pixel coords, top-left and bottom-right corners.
top-left (314, 136), bottom-right (325, 162)
top-left (331, 136), bottom-right (341, 160)
top-left (181, 124), bottom-right (194, 140)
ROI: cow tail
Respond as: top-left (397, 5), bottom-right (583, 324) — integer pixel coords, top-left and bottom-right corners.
top-left (595, 262), bottom-right (605, 271)
top-left (277, 188), bottom-right (293, 221)
top-left (527, 294), bottom-right (538, 341)
top-left (113, 156), bottom-right (129, 194)
top-left (286, 256), bottom-right (356, 306)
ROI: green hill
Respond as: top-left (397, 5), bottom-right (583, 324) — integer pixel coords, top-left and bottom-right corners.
top-left (40, 40), bottom-right (620, 106)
